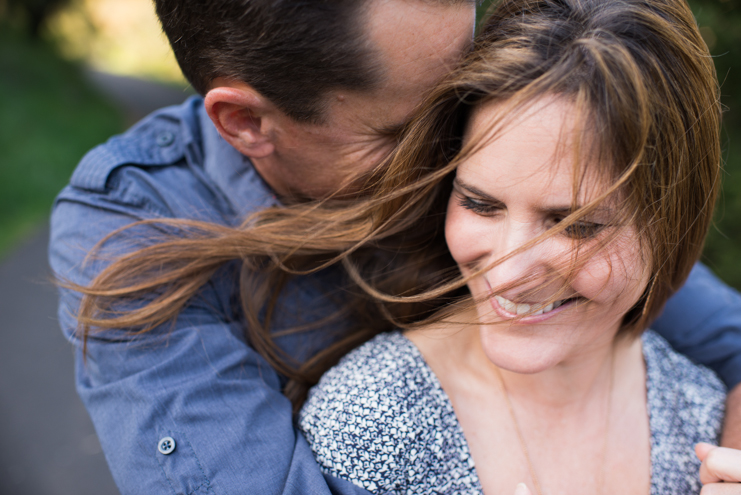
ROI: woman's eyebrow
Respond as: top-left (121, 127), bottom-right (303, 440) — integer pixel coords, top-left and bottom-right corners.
top-left (453, 178), bottom-right (499, 202)
top-left (454, 178), bottom-right (613, 216)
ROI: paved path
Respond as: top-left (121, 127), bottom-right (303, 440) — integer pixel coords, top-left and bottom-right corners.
top-left (85, 70), bottom-right (194, 125)
top-left (0, 225), bottom-right (117, 495)
top-left (0, 72), bottom-right (191, 495)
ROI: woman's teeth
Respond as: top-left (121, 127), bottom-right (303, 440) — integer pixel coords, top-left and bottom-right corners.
top-left (494, 295), bottom-right (565, 316)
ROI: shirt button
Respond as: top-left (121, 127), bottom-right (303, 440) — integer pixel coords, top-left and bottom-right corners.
top-left (156, 132), bottom-right (175, 147)
top-left (158, 436), bottom-right (176, 455)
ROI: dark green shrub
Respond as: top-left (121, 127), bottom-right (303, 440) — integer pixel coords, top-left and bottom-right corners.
top-left (1, 0), bottom-right (71, 37)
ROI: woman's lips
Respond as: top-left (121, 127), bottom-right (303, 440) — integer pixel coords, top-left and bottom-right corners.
top-left (490, 294), bottom-right (577, 323)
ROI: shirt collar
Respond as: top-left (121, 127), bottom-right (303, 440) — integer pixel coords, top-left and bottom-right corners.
top-left (199, 104), bottom-right (280, 221)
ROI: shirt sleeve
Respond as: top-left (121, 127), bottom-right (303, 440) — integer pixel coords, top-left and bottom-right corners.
top-left (652, 262), bottom-right (741, 389)
top-left (50, 194), bottom-right (372, 495)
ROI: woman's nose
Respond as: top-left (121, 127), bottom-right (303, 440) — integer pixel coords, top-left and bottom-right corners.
top-left (484, 219), bottom-right (559, 297)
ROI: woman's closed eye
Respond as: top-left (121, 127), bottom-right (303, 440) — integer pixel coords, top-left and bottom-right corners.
top-left (457, 194), bottom-right (504, 216)
top-left (556, 217), bottom-right (605, 239)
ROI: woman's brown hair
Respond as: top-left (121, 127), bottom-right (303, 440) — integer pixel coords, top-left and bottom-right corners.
top-left (67, 0), bottom-right (721, 409)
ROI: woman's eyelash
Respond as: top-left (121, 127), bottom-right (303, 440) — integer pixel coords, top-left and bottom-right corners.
top-left (458, 194), bottom-right (605, 237)
top-left (562, 220), bottom-right (604, 238)
top-left (458, 195), bottom-right (501, 215)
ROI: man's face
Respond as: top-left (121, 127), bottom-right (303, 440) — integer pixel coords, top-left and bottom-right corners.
top-left (264, 0), bottom-right (476, 199)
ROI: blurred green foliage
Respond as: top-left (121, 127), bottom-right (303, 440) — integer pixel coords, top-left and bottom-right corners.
top-left (0, 27), bottom-right (122, 256)
top-left (690, 0), bottom-right (741, 287)
top-left (0, 0), bottom-right (71, 37)
top-left (477, 0), bottom-right (741, 288)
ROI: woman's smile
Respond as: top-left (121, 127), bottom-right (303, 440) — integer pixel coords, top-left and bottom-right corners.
top-left (485, 273), bottom-right (580, 321)
top-left (492, 294), bottom-right (575, 319)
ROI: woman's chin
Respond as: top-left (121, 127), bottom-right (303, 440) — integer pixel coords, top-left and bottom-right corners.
top-left (478, 326), bottom-right (570, 375)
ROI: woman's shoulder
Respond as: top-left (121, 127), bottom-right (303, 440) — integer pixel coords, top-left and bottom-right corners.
top-left (299, 331), bottom-right (479, 494)
top-left (643, 329), bottom-right (726, 405)
top-left (299, 332), bottom-right (436, 492)
top-left (305, 331), bottom-right (423, 393)
top-left (642, 330), bottom-right (726, 494)
top-left (300, 332), bottom-right (436, 424)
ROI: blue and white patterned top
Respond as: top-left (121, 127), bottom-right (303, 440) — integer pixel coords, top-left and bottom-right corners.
top-left (299, 330), bottom-right (725, 495)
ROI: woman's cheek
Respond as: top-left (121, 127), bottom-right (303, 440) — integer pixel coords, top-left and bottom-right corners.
top-left (445, 200), bottom-right (474, 269)
top-left (570, 232), bottom-right (648, 310)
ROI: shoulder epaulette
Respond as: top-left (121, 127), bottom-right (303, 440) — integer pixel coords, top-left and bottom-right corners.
top-left (70, 98), bottom-right (201, 192)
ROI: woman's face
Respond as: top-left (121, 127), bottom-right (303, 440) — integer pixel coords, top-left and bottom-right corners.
top-left (445, 97), bottom-right (650, 373)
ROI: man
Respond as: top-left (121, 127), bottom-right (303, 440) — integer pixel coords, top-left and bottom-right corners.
top-left (49, 0), bottom-right (741, 493)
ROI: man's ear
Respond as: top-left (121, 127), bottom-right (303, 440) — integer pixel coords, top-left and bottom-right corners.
top-left (204, 82), bottom-right (275, 159)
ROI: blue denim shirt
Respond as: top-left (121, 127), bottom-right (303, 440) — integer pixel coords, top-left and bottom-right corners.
top-left (49, 97), bottom-right (741, 495)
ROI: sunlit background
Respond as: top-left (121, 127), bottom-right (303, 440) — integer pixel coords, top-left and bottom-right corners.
top-left (0, 1), bottom-right (739, 494)
top-left (48, 0), bottom-right (182, 82)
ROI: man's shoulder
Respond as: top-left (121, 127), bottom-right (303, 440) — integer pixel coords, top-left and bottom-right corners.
top-left (49, 96), bottom-right (238, 286)
top-left (54, 96), bottom-right (246, 225)
top-left (70, 96), bottom-right (205, 195)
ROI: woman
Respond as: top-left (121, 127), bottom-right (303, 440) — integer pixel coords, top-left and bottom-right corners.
top-left (297, 0), bottom-right (727, 493)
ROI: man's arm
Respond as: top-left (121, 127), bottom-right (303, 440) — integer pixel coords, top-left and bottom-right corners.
top-left (50, 197), bottom-right (371, 495)
top-left (652, 263), bottom-right (741, 448)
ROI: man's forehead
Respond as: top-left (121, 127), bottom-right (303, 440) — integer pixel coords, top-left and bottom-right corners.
top-left (359, 0), bottom-right (475, 122)
top-left (364, 0), bottom-right (475, 81)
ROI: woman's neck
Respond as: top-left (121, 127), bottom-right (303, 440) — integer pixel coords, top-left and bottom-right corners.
top-left (407, 316), bottom-right (637, 412)
top-left (405, 319), bottom-right (651, 495)
top-left (484, 332), bottom-right (631, 411)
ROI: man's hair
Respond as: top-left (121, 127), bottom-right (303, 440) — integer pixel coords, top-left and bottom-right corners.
top-left (155, 0), bottom-right (382, 123)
